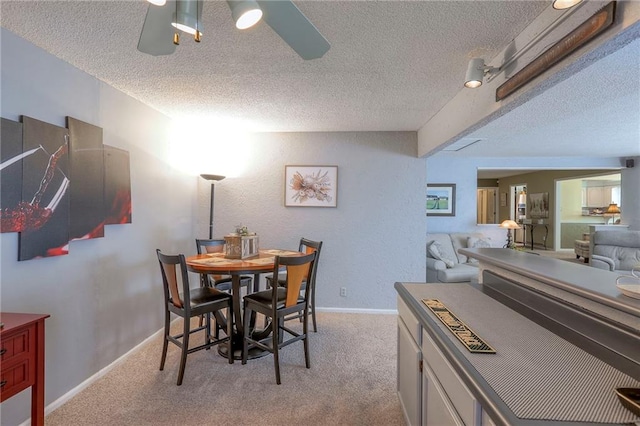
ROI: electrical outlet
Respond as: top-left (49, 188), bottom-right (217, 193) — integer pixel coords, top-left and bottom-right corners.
top-left (340, 287), bottom-right (347, 297)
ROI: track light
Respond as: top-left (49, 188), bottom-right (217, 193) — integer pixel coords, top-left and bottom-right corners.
top-left (464, 58), bottom-right (498, 89)
top-left (552, 0), bottom-right (583, 10)
top-left (228, 0), bottom-right (263, 30)
top-left (172, 0), bottom-right (203, 37)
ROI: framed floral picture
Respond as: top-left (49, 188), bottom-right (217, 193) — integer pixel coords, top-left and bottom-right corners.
top-left (285, 165), bottom-right (337, 207)
top-left (426, 184), bottom-right (456, 216)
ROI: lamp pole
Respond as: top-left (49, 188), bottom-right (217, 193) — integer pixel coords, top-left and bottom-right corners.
top-left (200, 174), bottom-right (225, 239)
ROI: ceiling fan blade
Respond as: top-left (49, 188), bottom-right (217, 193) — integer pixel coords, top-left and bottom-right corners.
top-left (137, 2), bottom-right (177, 56)
top-left (257, 1), bottom-right (330, 60)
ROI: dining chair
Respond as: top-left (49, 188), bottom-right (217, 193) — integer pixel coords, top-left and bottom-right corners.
top-left (242, 251), bottom-right (317, 384)
top-left (195, 238), bottom-right (252, 292)
top-left (265, 238), bottom-right (323, 332)
top-left (156, 249), bottom-right (234, 386)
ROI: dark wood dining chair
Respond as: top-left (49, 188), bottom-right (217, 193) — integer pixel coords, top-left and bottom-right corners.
top-left (156, 249), bottom-right (233, 385)
top-left (265, 238), bottom-right (323, 332)
top-left (242, 252), bottom-right (317, 384)
top-left (195, 238), bottom-right (252, 292)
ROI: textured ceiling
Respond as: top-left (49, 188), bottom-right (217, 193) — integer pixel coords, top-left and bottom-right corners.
top-left (1, 1), bottom-right (638, 159)
top-left (445, 37), bottom-right (640, 159)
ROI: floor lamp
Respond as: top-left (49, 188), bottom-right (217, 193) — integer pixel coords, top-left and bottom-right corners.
top-left (499, 220), bottom-right (521, 249)
top-left (200, 174), bottom-right (225, 239)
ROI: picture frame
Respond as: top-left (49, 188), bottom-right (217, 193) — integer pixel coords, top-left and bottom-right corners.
top-left (285, 165), bottom-right (337, 208)
top-left (528, 192), bottom-right (549, 219)
top-left (426, 184), bottom-right (456, 216)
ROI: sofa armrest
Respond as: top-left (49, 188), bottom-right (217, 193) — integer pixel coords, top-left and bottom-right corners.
top-left (427, 257), bottom-right (446, 271)
top-left (591, 254), bottom-right (615, 271)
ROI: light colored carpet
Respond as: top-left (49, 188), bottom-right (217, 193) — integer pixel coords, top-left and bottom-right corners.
top-left (46, 312), bottom-right (404, 426)
top-left (534, 248), bottom-right (589, 266)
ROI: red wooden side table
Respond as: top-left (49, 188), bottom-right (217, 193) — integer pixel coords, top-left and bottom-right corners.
top-left (1, 312), bottom-right (50, 426)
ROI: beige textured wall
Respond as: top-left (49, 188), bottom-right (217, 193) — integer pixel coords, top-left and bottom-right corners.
top-left (497, 170), bottom-right (615, 249)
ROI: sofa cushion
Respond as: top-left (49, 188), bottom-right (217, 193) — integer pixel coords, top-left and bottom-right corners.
top-left (434, 263), bottom-right (479, 283)
top-left (428, 241), bottom-right (455, 268)
top-left (593, 245), bottom-right (640, 271)
top-left (450, 233), bottom-right (485, 264)
top-left (592, 231), bottom-right (640, 271)
top-left (466, 237), bottom-right (492, 263)
top-left (426, 233), bottom-right (459, 266)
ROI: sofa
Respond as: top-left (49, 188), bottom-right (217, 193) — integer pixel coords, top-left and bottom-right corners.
top-left (590, 230), bottom-right (640, 274)
top-left (426, 233), bottom-right (492, 283)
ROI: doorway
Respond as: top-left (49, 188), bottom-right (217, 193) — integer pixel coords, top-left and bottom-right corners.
top-left (477, 188), bottom-right (498, 224)
top-left (510, 184), bottom-right (527, 244)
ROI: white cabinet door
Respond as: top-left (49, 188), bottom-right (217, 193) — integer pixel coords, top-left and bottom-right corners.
top-left (398, 318), bottom-right (422, 426)
top-left (586, 187), bottom-right (603, 207)
top-left (423, 362), bottom-right (464, 426)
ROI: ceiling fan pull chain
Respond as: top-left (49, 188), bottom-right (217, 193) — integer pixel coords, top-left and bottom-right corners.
top-left (173, 0), bottom-right (180, 45)
top-left (194, 0), bottom-right (201, 42)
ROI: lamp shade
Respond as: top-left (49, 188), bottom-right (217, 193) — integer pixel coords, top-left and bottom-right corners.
top-left (172, 0), bottom-right (203, 35)
top-left (228, 0), bottom-right (263, 30)
top-left (517, 191), bottom-right (527, 206)
top-left (200, 174), bottom-right (226, 182)
top-left (499, 219), bottom-right (521, 230)
top-left (605, 203), bottom-right (620, 214)
top-left (553, 0), bottom-right (582, 10)
top-left (464, 58), bottom-right (485, 88)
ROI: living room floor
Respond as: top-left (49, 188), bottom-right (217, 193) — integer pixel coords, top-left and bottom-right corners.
top-left (523, 247), bottom-right (589, 266)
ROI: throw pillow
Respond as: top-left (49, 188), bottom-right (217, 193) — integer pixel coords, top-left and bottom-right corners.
top-left (466, 237), bottom-right (492, 264)
top-left (428, 241), bottom-right (455, 268)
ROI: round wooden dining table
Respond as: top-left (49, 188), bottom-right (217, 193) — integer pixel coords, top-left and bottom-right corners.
top-left (185, 249), bottom-right (303, 359)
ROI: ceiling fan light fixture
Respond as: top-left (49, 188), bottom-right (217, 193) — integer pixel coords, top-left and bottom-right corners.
top-left (228, 0), bottom-right (263, 30)
top-left (171, 0), bottom-right (203, 36)
top-left (552, 0), bottom-right (582, 10)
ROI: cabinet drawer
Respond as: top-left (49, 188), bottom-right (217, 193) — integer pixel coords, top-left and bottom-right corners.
top-left (397, 297), bottom-right (421, 345)
top-left (422, 330), bottom-right (480, 425)
top-left (0, 359), bottom-right (32, 401)
top-left (1, 328), bottom-right (31, 365)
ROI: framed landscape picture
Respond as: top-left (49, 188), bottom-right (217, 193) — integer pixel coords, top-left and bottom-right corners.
top-left (285, 165), bottom-right (337, 207)
top-left (426, 184), bottom-right (456, 216)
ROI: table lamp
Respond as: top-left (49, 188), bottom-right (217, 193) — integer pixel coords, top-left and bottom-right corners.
top-left (200, 174), bottom-right (225, 239)
top-left (605, 203), bottom-right (620, 224)
top-left (499, 219), bottom-right (521, 249)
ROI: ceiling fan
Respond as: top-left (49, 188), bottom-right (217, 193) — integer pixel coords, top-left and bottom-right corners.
top-left (137, 0), bottom-right (330, 60)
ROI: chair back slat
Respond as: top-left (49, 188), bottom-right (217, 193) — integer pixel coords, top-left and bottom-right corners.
top-left (196, 238), bottom-right (226, 254)
top-left (195, 239), bottom-right (226, 281)
top-left (285, 263), bottom-right (310, 307)
top-left (272, 252), bottom-right (316, 308)
top-left (162, 262), bottom-right (183, 308)
top-left (300, 238), bottom-right (322, 283)
top-left (157, 249), bottom-right (188, 309)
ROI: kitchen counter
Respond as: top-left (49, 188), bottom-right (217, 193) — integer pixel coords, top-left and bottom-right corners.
top-left (396, 281), bottom-right (640, 425)
top-left (396, 248), bottom-right (640, 425)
